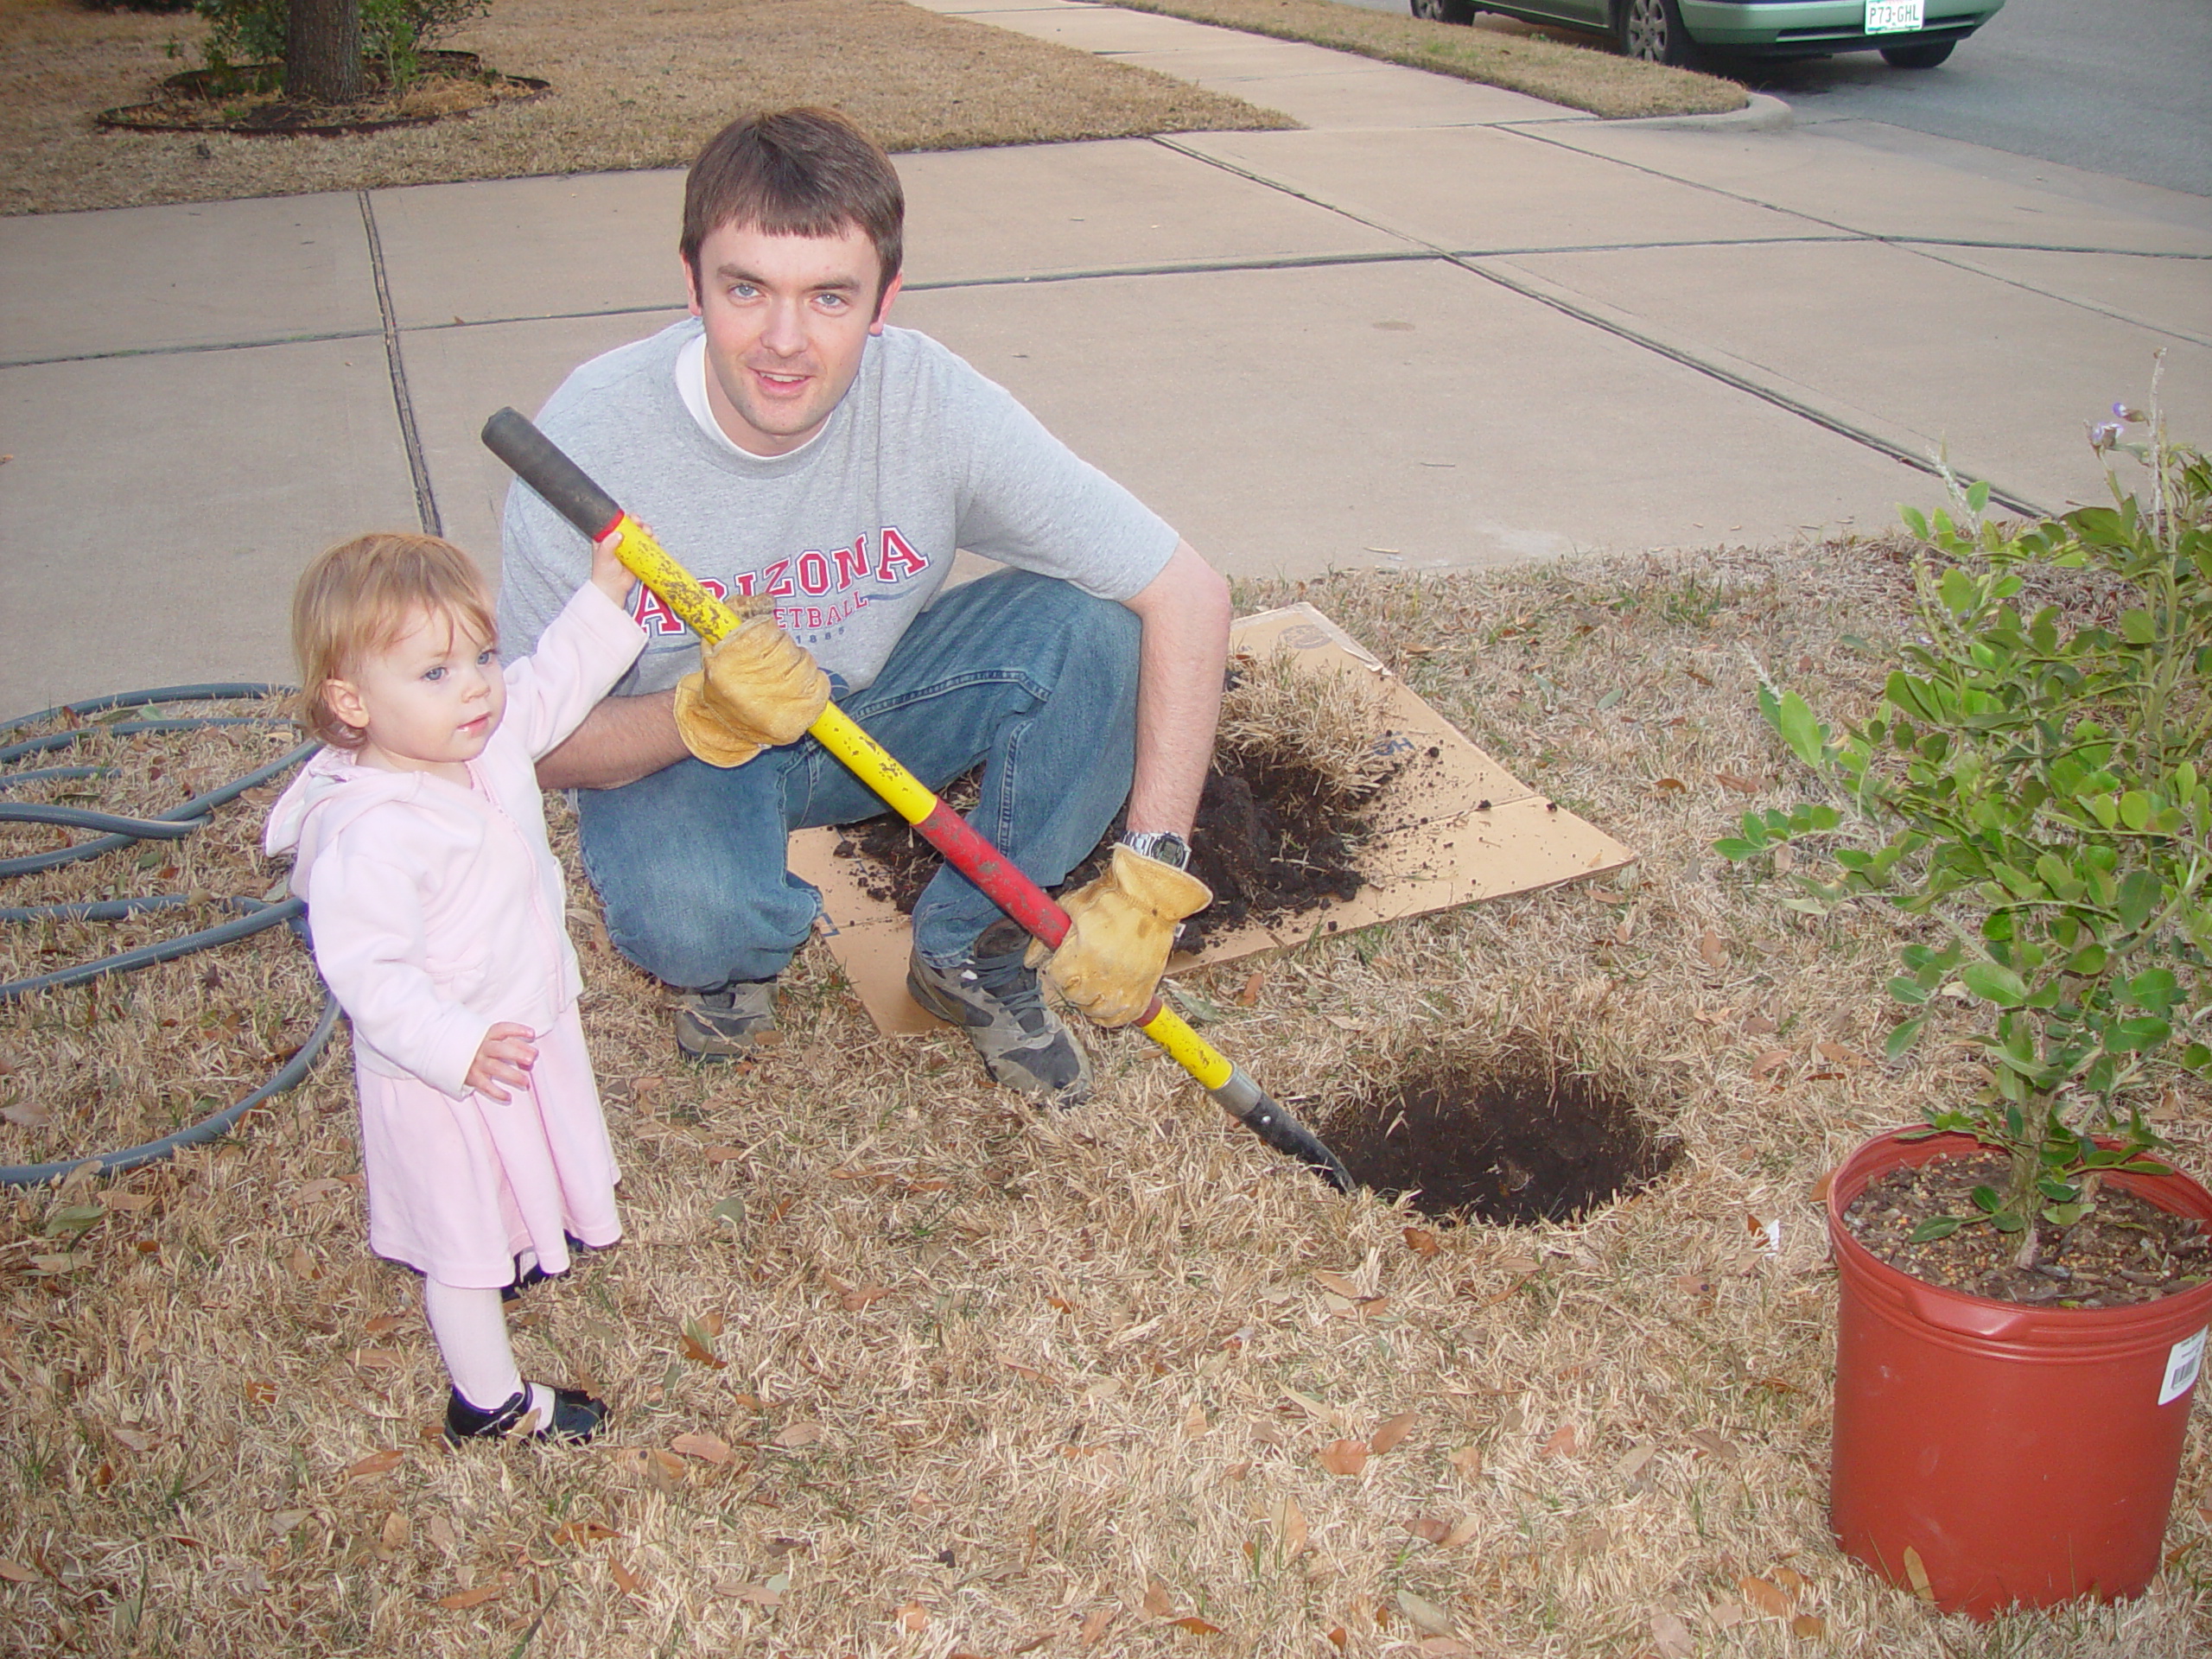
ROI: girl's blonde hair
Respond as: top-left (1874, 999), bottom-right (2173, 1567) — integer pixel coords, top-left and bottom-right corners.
top-left (291, 533), bottom-right (497, 749)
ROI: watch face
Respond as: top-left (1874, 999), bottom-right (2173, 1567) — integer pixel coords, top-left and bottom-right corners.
top-left (1127, 831), bottom-right (1191, 869)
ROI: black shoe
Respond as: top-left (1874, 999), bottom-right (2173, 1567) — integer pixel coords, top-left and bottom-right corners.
top-left (443, 1382), bottom-right (607, 1444)
top-left (906, 921), bottom-right (1091, 1104)
top-left (501, 1232), bottom-right (590, 1303)
top-left (672, 978), bottom-right (778, 1059)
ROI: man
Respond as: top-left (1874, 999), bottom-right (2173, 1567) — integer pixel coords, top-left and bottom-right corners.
top-left (499, 108), bottom-right (1230, 1105)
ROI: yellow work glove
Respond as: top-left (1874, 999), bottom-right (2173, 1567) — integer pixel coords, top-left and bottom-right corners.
top-left (671, 617), bottom-right (831, 768)
top-left (1027, 844), bottom-right (1212, 1027)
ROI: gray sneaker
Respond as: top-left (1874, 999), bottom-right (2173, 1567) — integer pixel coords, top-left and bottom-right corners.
top-left (906, 922), bottom-right (1091, 1104)
top-left (672, 978), bottom-right (778, 1060)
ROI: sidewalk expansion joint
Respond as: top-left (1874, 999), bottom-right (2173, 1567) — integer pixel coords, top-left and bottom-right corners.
top-left (1153, 130), bottom-right (2049, 519)
top-left (356, 190), bottom-right (441, 537)
top-left (1, 328), bottom-right (385, 372)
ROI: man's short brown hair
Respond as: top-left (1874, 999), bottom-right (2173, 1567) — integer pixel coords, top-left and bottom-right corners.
top-left (682, 108), bottom-right (905, 299)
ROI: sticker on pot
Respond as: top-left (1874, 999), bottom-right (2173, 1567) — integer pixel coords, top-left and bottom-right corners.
top-left (2158, 1327), bottom-right (2208, 1408)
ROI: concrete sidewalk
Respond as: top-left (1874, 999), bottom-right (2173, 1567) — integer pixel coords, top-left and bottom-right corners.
top-left (3, 0), bottom-right (2209, 715)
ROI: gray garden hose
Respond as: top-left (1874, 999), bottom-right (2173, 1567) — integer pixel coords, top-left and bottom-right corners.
top-left (0, 684), bottom-right (336, 1186)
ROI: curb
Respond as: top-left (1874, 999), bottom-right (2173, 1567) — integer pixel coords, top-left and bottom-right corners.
top-left (1604, 90), bottom-right (1793, 131)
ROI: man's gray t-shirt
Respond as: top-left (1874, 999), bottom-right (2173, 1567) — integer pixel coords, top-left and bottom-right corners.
top-left (499, 319), bottom-right (1179, 694)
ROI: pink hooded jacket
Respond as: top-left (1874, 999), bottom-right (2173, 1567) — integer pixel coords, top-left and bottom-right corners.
top-left (263, 585), bottom-right (645, 1098)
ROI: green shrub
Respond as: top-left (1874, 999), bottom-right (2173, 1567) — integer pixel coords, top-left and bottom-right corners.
top-left (1721, 383), bottom-right (2212, 1262)
top-left (195, 0), bottom-right (489, 91)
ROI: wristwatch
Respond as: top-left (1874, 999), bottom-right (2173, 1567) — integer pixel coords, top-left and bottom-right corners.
top-left (1121, 830), bottom-right (1192, 870)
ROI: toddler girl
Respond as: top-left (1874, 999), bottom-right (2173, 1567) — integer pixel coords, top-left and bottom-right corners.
top-left (264, 531), bottom-right (644, 1441)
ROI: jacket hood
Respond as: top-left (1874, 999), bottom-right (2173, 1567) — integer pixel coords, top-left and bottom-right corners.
top-left (263, 747), bottom-right (435, 868)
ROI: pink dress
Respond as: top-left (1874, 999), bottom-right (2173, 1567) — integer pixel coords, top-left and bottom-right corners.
top-left (264, 586), bottom-right (646, 1288)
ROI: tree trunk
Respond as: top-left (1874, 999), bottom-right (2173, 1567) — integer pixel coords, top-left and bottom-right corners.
top-left (286, 0), bottom-right (365, 104)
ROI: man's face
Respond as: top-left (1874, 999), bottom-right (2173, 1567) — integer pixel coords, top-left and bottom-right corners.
top-left (684, 220), bottom-right (901, 457)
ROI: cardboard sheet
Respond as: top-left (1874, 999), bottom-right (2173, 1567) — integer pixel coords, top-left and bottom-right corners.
top-left (788, 602), bottom-right (1635, 1034)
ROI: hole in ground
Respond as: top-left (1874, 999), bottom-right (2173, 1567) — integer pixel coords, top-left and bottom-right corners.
top-left (1319, 1044), bottom-right (1676, 1225)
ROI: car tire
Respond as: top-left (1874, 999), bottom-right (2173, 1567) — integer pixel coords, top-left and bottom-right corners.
top-left (1411, 0), bottom-right (1478, 22)
top-left (1617, 0), bottom-right (1705, 70)
top-left (1879, 41), bottom-right (1955, 68)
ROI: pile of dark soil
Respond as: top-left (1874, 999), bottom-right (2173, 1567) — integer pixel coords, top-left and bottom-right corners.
top-left (830, 740), bottom-right (1389, 953)
top-left (1843, 1154), bottom-right (2212, 1306)
top-left (1319, 1050), bottom-right (1676, 1225)
top-left (96, 50), bottom-right (545, 136)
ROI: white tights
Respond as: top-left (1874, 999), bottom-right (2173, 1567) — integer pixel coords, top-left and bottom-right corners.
top-left (422, 1277), bottom-right (526, 1410)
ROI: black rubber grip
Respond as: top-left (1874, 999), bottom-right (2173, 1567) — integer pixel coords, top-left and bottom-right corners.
top-left (480, 407), bottom-right (625, 541)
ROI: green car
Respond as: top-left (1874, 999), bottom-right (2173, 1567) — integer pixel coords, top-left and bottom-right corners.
top-left (1408, 0), bottom-right (2006, 71)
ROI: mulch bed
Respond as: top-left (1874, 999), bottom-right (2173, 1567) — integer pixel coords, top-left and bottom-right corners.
top-left (96, 51), bottom-right (547, 137)
top-left (1842, 1153), bottom-right (2212, 1307)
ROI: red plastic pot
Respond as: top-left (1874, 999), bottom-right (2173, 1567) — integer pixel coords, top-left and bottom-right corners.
top-left (1827, 1129), bottom-right (2212, 1617)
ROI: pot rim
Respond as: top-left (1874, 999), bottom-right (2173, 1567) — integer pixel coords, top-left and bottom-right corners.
top-left (1826, 1127), bottom-right (2212, 1324)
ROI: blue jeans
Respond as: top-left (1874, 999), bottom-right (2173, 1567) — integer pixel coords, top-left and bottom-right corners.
top-left (577, 570), bottom-right (1141, 988)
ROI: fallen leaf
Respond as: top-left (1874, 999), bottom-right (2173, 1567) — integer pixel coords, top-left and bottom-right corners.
top-left (1440, 1516), bottom-right (1479, 1548)
top-left (0, 1559), bottom-right (36, 1583)
top-left (99, 1189), bottom-right (156, 1211)
top-left (1711, 1599), bottom-right (1745, 1629)
top-left (840, 1282), bottom-right (890, 1312)
top-left (671, 1431), bottom-right (734, 1465)
top-left (679, 1321), bottom-right (727, 1369)
top-left (1792, 1613), bottom-right (1827, 1637)
top-left (353, 1348), bottom-right (403, 1371)
top-left (774, 1420), bottom-right (824, 1448)
top-left (1448, 1445), bottom-right (1483, 1479)
top-left (1716, 770), bottom-right (1764, 792)
top-left (1651, 1610), bottom-right (1694, 1657)
top-left (552, 1520), bottom-right (619, 1546)
top-left (435, 1580), bottom-right (504, 1610)
top-left (363, 1313), bottom-right (403, 1337)
top-left (1809, 1169), bottom-right (1836, 1203)
top-left (1078, 1606), bottom-right (1117, 1646)
top-left (292, 1178), bottom-right (347, 1205)
top-left (1738, 1575), bottom-right (1790, 1618)
top-left (1370, 1411), bottom-right (1416, 1454)
top-left (727, 1577), bottom-right (786, 1607)
top-left (1616, 1443), bottom-right (1659, 1480)
top-left (1317, 1439), bottom-right (1370, 1476)
top-left (1697, 928), bottom-right (1729, 971)
top-left (897, 1602), bottom-right (929, 1630)
top-left (1673, 1273), bottom-right (1714, 1299)
top-left (0, 1101), bottom-right (52, 1130)
top-left (606, 1557), bottom-right (645, 1596)
top-left (346, 1449), bottom-right (403, 1479)
top-left (1902, 1545), bottom-right (1936, 1604)
top-left (1313, 1270), bottom-right (1363, 1300)
top-left (1179, 1402), bottom-right (1209, 1439)
top-left (1142, 1573), bottom-right (1176, 1618)
top-left (1402, 1227), bottom-right (1442, 1258)
top-left (1406, 1516), bottom-right (1451, 1545)
top-left (243, 1380), bottom-right (277, 1405)
top-left (1416, 1641), bottom-right (1470, 1657)
top-left (1272, 1497), bottom-right (1308, 1558)
top-left (111, 1426), bottom-right (155, 1453)
top-left (1539, 1423), bottom-right (1579, 1457)
top-left (1772, 1566), bottom-right (1811, 1596)
top-left (1750, 1047), bottom-right (1792, 1079)
top-left (1655, 777), bottom-right (1687, 791)
top-left (1236, 971), bottom-right (1264, 1007)
top-left (378, 1511), bottom-right (410, 1557)
top-left (1685, 1427), bottom-right (1740, 1464)
top-left (1395, 1588), bottom-right (1457, 1636)
top-left (701, 1146), bottom-right (746, 1162)
top-left (1010, 1631), bottom-right (1052, 1654)
top-left (1325, 1626), bottom-right (1348, 1652)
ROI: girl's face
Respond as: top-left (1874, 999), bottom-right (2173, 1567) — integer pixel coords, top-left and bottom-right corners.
top-left (321, 607), bottom-right (506, 783)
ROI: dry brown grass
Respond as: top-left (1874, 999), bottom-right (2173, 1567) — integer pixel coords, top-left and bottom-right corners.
top-left (3, 544), bottom-right (2210, 1656)
top-left (1217, 645), bottom-right (1398, 804)
top-left (1104, 0), bottom-right (1747, 119)
top-left (0, 0), bottom-right (1291, 216)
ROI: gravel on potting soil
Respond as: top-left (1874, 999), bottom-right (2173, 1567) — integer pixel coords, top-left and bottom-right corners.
top-left (1842, 1154), bottom-right (2212, 1307)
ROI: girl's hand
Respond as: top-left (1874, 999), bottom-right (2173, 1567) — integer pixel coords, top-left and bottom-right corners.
top-left (467, 1023), bottom-right (539, 1101)
top-left (589, 525), bottom-right (636, 607)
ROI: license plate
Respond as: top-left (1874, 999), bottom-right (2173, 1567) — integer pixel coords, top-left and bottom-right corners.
top-left (1866, 0), bottom-right (1924, 31)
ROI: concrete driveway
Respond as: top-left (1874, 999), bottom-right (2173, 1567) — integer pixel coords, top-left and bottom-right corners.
top-left (2, 0), bottom-right (2207, 714)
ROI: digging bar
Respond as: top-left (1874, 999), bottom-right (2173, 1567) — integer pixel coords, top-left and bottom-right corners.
top-left (483, 409), bottom-right (1355, 1191)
